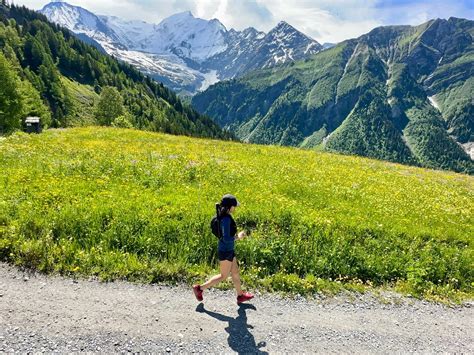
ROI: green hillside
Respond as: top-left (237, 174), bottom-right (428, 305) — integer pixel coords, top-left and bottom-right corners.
top-left (193, 18), bottom-right (474, 174)
top-left (0, 3), bottom-right (229, 139)
top-left (1, 127), bottom-right (472, 301)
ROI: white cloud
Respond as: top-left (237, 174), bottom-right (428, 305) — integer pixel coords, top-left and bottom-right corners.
top-left (198, 0), bottom-right (274, 31)
top-left (258, 0), bottom-right (382, 43)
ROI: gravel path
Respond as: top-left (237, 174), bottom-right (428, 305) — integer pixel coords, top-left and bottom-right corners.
top-left (1, 263), bottom-right (473, 353)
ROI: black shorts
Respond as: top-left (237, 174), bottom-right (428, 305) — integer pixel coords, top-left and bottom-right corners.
top-left (218, 250), bottom-right (235, 262)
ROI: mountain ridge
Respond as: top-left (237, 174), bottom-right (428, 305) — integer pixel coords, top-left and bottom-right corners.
top-left (192, 17), bottom-right (474, 174)
top-left (40, 2), bottom-right (322, 94)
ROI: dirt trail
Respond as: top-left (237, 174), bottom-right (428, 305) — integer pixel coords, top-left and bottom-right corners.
top-left (0, 263), bottom-right (473, 353)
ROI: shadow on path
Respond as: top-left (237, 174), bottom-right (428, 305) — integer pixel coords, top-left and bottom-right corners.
top-left (196, 303), bottom-right (268, 354)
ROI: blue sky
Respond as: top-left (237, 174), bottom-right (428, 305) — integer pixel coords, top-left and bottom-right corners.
top-left (14, 0), bottom-right (474, 43)
top-left (373, 0), bottom-right (473, 25)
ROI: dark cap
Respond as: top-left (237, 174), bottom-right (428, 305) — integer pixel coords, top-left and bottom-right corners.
top-left (220, 194), bottom-right (240, 208)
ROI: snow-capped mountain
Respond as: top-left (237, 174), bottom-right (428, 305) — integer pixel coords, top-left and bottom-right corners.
top-left (199, 21), bottom-right (323, 80)
top-left (99, 16), bottom-right (156, 50)
top-left (40, 1), bottom-right (322, 94)
top-left (101, 11), bottom-right (229, 62)
top-left (41, 1), bottom-right (123, 47)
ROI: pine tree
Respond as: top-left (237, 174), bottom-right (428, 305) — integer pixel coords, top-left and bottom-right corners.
top-left (24, 36), bottom-right (46, 70)
top-left (0, 52), bottom-right (23, 133)
top-left (36, 51), bottom-right (70, 111)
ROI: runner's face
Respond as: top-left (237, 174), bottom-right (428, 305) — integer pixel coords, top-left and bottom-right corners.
top-left (229, 206), bottom-right (236, 213)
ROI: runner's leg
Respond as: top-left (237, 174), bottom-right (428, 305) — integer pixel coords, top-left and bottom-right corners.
top-left (231, 257), bottom-right (243, 296)
top-left (200, 260), bottom-right (232, 290)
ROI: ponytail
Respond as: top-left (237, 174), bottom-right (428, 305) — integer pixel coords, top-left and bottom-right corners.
top-left (216, 203), bottom-right (230, 218)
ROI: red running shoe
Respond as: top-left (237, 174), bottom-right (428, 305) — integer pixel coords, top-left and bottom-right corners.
top-left (193, 285), bottom-right (203, 301)
top-left (237, 292), bottom-right (254, 304)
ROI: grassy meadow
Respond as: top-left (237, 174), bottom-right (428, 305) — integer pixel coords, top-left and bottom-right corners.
top-left (0, 127), bottom-right (472, 301)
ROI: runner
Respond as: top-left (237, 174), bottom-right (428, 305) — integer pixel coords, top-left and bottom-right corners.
top-left (193, 194), bottom-right (254, 304)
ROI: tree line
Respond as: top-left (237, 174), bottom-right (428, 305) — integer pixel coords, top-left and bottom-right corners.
top-left (0, 3), bottom-right (231, 139)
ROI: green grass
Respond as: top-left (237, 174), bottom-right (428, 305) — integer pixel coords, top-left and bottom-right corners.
top-left (61, 76), bottom-right (99, 126)
top-left (0, 127), bottom-right (472, 302)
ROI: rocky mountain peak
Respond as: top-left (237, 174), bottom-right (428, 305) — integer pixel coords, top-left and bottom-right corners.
top-left (40, 1), bottom-right (322, 93)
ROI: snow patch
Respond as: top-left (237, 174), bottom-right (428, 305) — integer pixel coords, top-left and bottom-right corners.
top-left (461, 142), bottom-right (474, 160)
top-left (428, 96), bottom-right (440, 111)
top-left (198, 70), bottom-right (219, 92)
top-left (304, 42), bottom-right (318, 54)
top-left (99, 42), bottom-right (203, 87)
top-left (322, 132), bottom-right (334, 145)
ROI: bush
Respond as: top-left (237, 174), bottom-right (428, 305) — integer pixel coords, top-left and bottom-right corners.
top-left (112, 114), bottom-right (134, 129)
